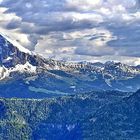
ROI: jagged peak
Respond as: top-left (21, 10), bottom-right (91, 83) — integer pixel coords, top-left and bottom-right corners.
top-left (0, 33), bottom-right (31, 54)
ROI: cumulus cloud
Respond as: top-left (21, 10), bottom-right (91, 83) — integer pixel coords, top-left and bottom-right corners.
top-left (0, 0), bottom-right (140, 65)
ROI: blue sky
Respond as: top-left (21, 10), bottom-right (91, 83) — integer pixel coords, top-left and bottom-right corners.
top-left (0, 0), bottom-right (140, 65)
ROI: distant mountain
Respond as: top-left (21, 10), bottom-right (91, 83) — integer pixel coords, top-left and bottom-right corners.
top-left (0, 34), bottom-right (140, 98)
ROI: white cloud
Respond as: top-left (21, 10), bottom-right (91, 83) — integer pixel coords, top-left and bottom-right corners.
top-left (66, 0), bottom-right (103, 11)
top-left (0, 0), bottom-right (3, 4)
top-left (0, 8), bottom-right (21, 27)
top-left (35, 28), bottom-right (117, 57)
top-left (0, 8), bottom-right (30, 47)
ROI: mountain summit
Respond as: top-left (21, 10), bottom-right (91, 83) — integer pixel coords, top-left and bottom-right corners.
top-left (0, 34), bottom-right (31, 67)
top-left (0, 34), bottom-right (140, 98)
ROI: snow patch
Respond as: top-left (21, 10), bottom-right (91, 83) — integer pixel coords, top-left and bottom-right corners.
top-left (2, 57), bottom-right (12, 63)
top-left (0, 62), bottom-right (36, 80)
top-left (11, 62), bottom-right (36, 73)
top-left (0, 67), bottom-right (9, 80)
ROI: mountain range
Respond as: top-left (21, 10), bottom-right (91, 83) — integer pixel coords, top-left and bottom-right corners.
top-left (0, 33), bottom-right (140, 140)
top-left (0, 33), bottom-right (140, 98)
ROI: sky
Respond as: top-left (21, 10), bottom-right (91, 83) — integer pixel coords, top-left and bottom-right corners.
top-left (0, 0), bottom-right (140, 65)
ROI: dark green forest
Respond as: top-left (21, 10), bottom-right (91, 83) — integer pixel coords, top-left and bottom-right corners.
top-left (0, 90), bottom-right (140, 140)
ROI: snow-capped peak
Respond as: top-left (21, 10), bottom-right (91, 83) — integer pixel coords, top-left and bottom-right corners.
top-left (0, 33), bottom-right (31, 54)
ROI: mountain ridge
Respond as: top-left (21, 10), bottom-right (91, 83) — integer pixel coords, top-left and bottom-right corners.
top-left (0, 33), bottom-right (140, 98)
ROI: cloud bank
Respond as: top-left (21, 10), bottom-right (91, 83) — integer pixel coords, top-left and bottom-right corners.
top-left (0, 0), bottom-right (140, 65)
